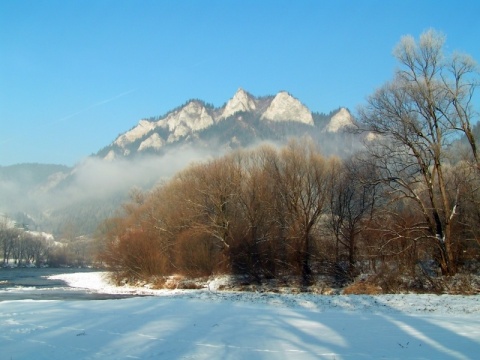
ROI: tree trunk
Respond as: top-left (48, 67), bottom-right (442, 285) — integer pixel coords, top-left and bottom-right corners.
top-left (301, 233), bottom-right (313, 286)
top-left (348, 231), bottom-right (355, 278)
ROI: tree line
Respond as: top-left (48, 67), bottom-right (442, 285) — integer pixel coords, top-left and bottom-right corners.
top-left (0, 225), bottom-right (48, 267)
top-left (1, 219), bottom-right (96, 267)
top-left (96, 30), bottom-right (480, 289)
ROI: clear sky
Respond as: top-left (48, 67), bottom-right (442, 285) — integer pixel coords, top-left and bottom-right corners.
top-left (1, 0), bottom-right (479, 166)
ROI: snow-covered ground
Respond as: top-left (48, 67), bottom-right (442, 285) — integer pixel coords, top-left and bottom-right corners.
top-left (1, 272), bottom-right (479, 359)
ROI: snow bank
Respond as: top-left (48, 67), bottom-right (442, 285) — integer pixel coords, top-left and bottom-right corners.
top-left (50, 271), bottom-right (480, 315)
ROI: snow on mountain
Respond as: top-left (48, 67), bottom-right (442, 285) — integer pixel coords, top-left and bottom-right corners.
top-left (260, 91), bottom-right (314, 125)
top-left (365, 132), bottom-right (378, 141)
top-left (114, 120), bottom-right (156, 148)
top-left (104, 150), bottom-right (116, 161)
top-left (0, 213), bottom-right (16, 228)
top-left (37, 170), bottom-right (70, 193)
top-left (325, 107), bottom-right (354, 132)
top-left (161, 101), bottom-right (214, 143)
top-left (111, 101), bottom-right (214, 153)
top-left (102, 89), bottom-right (356, 160)
top-left (220, 88), bottom-right (257, 120)
top-left (26, 230), bottom-right (55, 241)
top-left (138, 133), bottom-right (165, 151)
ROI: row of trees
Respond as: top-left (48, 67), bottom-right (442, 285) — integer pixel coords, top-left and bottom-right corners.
top-left (0, 221), bottom-right (95, 267)
top-left (0, 225), bottom-right (50, 266)
top-left (96, 138), bottom-right (478, 285)
top-left (97, 142), bottom-right (348, 284)
top-left (96, 29), bottom-right (479, 286)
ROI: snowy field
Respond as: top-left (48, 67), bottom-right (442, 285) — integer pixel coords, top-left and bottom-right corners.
top-left (1, 272), bottom-right (480, 359)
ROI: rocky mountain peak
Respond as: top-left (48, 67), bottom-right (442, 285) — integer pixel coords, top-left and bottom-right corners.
top-left (164, 101), bottom-right (213, 132)
top-left (102, 89), bottom-right (356, 161)
top-left (114, 119), bottom-right (156, 148)
top-left (325, 108), bottom-right (355, 132)
top-left (260, 91), bottom-right (314, 125)
top-left (221, 88), bottom-right (257, 120)
top-left (161, 101), bottom-right (214, 143)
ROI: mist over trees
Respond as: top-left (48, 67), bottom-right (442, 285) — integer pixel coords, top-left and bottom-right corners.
top-left (96, 30), bottom-right (480, 291)
top-left (0, 147), bottom-right (217, 239)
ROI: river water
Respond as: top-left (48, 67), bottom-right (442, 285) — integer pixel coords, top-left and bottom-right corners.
top-left (0, 267), bottom-right (135, 301)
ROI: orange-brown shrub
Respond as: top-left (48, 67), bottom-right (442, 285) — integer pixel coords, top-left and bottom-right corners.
top-left (174, 229), bottom-right (223, 277)
top-left (101, 228), bottom-right (169, 281)
top-left (343, 280), bottom-right (383, 295)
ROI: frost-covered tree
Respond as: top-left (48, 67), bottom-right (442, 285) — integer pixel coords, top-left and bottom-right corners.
top-left (359, 29), bottom-right (479, 275)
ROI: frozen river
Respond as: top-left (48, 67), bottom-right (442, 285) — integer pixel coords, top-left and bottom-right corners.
top-left (0, 267), bottom-right (135, 301)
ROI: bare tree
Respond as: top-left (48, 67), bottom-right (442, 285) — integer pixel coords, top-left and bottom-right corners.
top-left (0, 227), bottom-right (17, 265)
top-left (272, 139), bottom-right (333, 285)
top-left (328, 158), bottom-right (378, 279)
top-left (165, 156), bottom-right (244, 273)
top-left (231, 146), bottom-right (285, 279)
top-left (359, 29), bottom-right (479, 275)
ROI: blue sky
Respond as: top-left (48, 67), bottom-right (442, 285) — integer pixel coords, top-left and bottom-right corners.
top-left (1, 0), bottom-right (479, 166)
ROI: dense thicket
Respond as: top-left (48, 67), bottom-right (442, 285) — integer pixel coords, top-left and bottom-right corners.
top-left (96, 140), bottom-right (479, 285)
top-left (97, 141), bottom-right (338, 283)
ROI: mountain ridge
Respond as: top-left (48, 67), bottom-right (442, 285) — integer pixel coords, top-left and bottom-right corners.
top-left (99, 89), bottom-right (354, 160)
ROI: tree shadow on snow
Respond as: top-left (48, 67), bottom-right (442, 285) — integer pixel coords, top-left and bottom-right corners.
top-left (2, 293), bottom-right (479, 359)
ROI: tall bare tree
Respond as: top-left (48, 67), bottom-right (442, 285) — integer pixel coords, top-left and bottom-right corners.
top-left (359, 29), bottom-right (479, 275)
top-left (328, 158), bottom-right (378, 279)
top-left (272, 139), bottom-right (333, 285)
